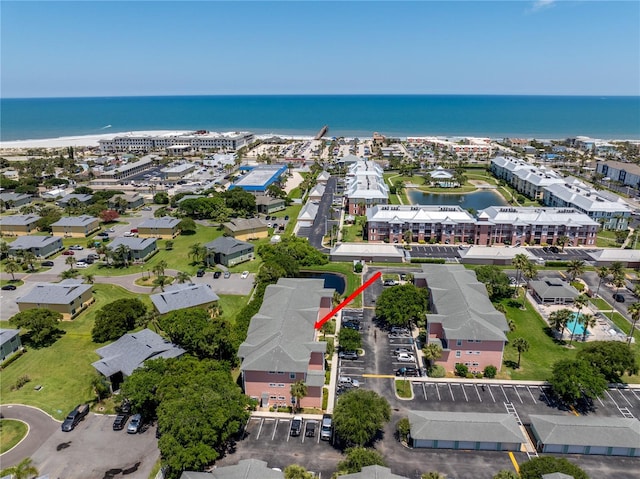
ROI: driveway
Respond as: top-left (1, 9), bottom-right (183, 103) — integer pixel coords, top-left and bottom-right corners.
top-left (0, 404), bottom-right (59, 468)
top-left (306, 177), bottom-right (337, 251)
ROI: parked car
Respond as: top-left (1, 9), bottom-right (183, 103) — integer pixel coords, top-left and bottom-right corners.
top-left (395, 367), bottom-right (420, 377)
top-left (105, 228), bottom-right (115, 233)
top-left (613, 293), bottom-right (626, 303)
top-left (392, 348), bottom-right (413, 356)
top-left (113, 413), bottom-right (129, 431)
top-left (196, 269), bottom-right (205, 277)
top-left (396, 353), bottom-right (415, 362)
top-left (241, 271), bottom-right (249, 279)
top-left (123, 232), bottom-right (136, 237)
top-left (130, 228), bottom-right (139, 233)
top-left (127, 413), bottom-right (142, 434)
top-left (142, 206), bottom-right (152, 211)
top-left (61, 404), bottom-right (89, 432)
top-left (69, 245), bottom-right (84, 251)
top-left (390, 326), bottom-right (409, 334)
top-left (97, 231), bottom-right (109, 237)
top-left (338, 376), bottom-right (360, 388)
top-left (41, 260), bottom-right (55, 267)
top-left (383, 279), bottom-right (397, 286)
top-left (88, 253), bottom-right (100, 260)
top-left (338, 350), bottom-right (358, 360)
top-left (320, 414), bottom-right (332, 441)
top-left (213, 271), bottom-right (221, 279)
top-left (550, 246), bottom-right (560, 253)
top-left (290, 416), bottom-right (302, 436)
top-left (342, 321), bottom-right (360, 331)
top-left (75, 262), bottom-right (88, 268)
top-left (1, 284), bottom-right (17, 291)
top-left (284, 215), bottom-right (289, 221)
top-left (62, 250), bottom-right (75, 255)
top-left (305, 419), bottom-right (318, 437)
top-left (224, 271), bottom-right (231, 279)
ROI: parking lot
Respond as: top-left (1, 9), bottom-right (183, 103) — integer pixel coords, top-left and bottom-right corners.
top-left (409, 245), bottom-right (461, 259)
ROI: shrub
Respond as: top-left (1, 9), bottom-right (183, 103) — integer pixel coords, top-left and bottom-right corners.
top-left (322, 388), bottom-right (329, 410)
top-left (455, 363), bottom-right (469, 377)
top-left (353, 262), bottom-right (363, 273)
top-left (474, 371), bottom-right (484, 378)
top-left (410, 258), bottom-right (446, 264)
top-left (12, 374), bottom-right (31, 390)
top-left (546, 261), bottom-right (570, 267)
top-left (428, 365), bottom-right (446, 378)
top-left (397, 417), bottom-right (410, 442)
top-left (0, 349), bottom-right (25, 370)
top-left (465, 372), bottom-right (474, 379)
top-left (483, 365), bottom-right (497, 378)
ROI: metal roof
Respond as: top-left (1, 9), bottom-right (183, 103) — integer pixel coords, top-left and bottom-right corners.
top-left (9, 235), bottom-right (62, 249)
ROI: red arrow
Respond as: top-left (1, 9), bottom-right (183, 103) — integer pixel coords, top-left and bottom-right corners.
top-left (314, 271), bottom-right (381, 329)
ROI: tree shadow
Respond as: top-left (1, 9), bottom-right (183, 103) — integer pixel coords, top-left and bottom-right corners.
top-left (181, 230), bottom-right (196, 236)
top-left (504, 360), bottom-right (519, 370)
top-left (543, 326), bottom-right (567, 345)
top-left (21, 328), bottom-right (66, 349)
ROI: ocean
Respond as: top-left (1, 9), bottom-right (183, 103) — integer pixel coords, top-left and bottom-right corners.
top-left (1, 95), bottom-right (639, 142)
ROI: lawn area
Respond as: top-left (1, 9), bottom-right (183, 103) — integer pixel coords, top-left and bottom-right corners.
top-left (0, 419), bottom-right (28, 454)
top-left (0, 279), bottom-right (24, 287)
top-left (395, 379), bottom-right (413, 398)
top-left (341, 224), bottom-right (364, 243)
top-left (589, 297), bottom-right (611, 310)
top-left (595, 229), bottom-right (623, 248)
top-left (218, 294), bottom-right (250, 325)
top-left (500, 294), bottom-right (581, 380)
top-left (0, 284), bottom-right (151, 420)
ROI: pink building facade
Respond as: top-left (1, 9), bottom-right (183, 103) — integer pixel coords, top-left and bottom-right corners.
top-left (238, 278), bottom-right (333, 409)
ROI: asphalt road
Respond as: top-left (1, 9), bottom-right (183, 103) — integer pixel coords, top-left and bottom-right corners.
top-left (0, 404), bottom-right (60, 468)
top-left (307, 176), bottom-right (337, 251)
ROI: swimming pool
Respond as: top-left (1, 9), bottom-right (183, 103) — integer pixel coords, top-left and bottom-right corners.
top-left (566, 313), bottom-right (588, 337)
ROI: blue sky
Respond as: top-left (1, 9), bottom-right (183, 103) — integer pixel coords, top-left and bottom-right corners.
top-left (2, 1), bottom-right (638, 97)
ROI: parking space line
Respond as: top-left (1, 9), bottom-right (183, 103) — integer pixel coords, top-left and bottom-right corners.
top-left (605, 390), bottom-right (620, 408)
top-left (474, 384), bottom-right (482, 402)
top-left (500, 385), bottom-right (509, 402)
top-left (488, 385), bottom-right (496, 402)
top-left (526, 386), bottom-right (537, 403)
top-left (596, 395), bottom-right (605, 407)
top-left (256, 418), bottom-right (265, 439)
top-left (514, 386), bottom-right (524, 404)
top-left (422, 383), bottom-right (428, 400)
top-left (617, 389), bottom-right (633, 407)
top-left (629, 389), bottom-right (640, 401)
top-left (539, 387), bottom-right (551, 406)
top-left (448, 383), bottom-right (455, 401)
top-left (461, 384), bottom-right (469, 402)
top-left (436, 383), bottom-right (442, 401)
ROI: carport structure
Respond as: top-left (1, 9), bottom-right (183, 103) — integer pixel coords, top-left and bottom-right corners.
top-left (408, 411), bottom-right (525, 451)
top-left (529, 415), bottom-right (640, 456)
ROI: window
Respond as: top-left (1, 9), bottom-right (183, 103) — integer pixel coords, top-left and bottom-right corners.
top-left (455, 351), bottom-right (461, 358)
top-left (467, 351), bottom-right (473, 355)
top-left (270, 396), bottom-right (277, 400)
top-left (278, 396), bottom-right (286, 401)
top-left (472, 362), bottom-right (479, 367)
top-left (268, 371), bottom-right (276, 375)
top-left (269, 383), bottom-right (277, 387)
top-left (277, 384), bottom-right (285, 388)
top-left (475, 351), bottom-right (481, 355)
top-left (456, 339), bottom-right (462, 346)
top-left (290, 373), bottom-right (296, 380)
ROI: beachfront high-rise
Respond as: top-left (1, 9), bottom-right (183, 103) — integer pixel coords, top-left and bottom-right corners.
top-left (98, 131), bottom-right (254, 153)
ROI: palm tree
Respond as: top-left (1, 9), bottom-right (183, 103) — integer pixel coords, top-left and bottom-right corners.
top-left (113, 244), bottom-right (131, 267)
top-left (521, 259), bottom-right (538, 307)
top-left (595, 266), bottom-right (609, 298)
top-left (627, 301), bottom-right (640, 346)
top-left (65, 255), bottom-right (76, 269)
top-left (422, 342), bottom-right (443, 367)
top-left (609, 261), bottom-right (625, 282)
top-left (2, 457), bottom-right (39, 479)
top-left (84, 273), bottom-right (94, 284)
top-left (566, 260), bottom-right (585, 282)
top-left (5, 260), bottom-right (20, 281)
top-left (22, 251), bottom-right (36, 271)
top-left (579, 313), bottom-right (597, 343)
top-left (165, 240), bottom-right (174, 251)
top-left (152, 274), bottom-right (168, 292)
top-left (556, 235), bottom-right (570, 252)
top-left (549, 308), bottom-right (572, 334)
top-left (512, 253), bottom-right (529, 303)
top-left (421, 472), bottom-right (446, 479)
top-left (59, 269), bottom-right (80, 280)
top-left (0, 240), bottom-right (9, 259)
top-left (512, 337), bottom-right (529, 368)
top-left (188, 242), bottom-right (206, 265)
top-left (403, 229), bottom-right (413, 245)
top-left (153, 260), bottom-right (168, 278)
top-left (290, 380), bottom-right (307, 412)
top-left (569, 294), bottom-right (588, 346)
top-left (176, 271), bottom-right (191, 284)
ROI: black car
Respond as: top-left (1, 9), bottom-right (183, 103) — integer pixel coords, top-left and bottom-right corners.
top-left (61, 404), bottom-right (89, 432)
top-left (284, 215), bottom-right (289, 221)
top-left (395, 367), bottom-right (420, 377)
top-left (290, 416), bottom-right (302, 436)
top-left (342, 321), bottom-right (360, 331)
top-left (213, 271), bottom-right (222, 279)
top-left (97, 231), bottom-right (109, 237)
top-left (1, 284), bottom-right (17, 291)
top-left (549, 246), bottom-right (560, 253)
top-left (41, 260), bottom-right (55, 267)
top-left (305, 420), bottom-right (318, 437)
top-left (196, 269), bottom-right (205, 277)
top-left (113, 413), bottom-right (129, 431)
top-left (613, 293), bottom-right (626, 303)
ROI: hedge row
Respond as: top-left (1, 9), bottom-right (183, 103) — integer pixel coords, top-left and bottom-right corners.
top-left (410, 258), bottom-right (446, 264)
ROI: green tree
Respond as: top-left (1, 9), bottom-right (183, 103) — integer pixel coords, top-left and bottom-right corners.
top-left (188, 242), bottom-right (207, 265)
top-left (91, 298), bottom-right (148, 343)
top-left (421, 473), bottom-right (446, 479)
top-left (627, 301), bottom-right (640, 347)
top-left (290, 380), bottom-right (307, 412)
top-left (549, 308), bottom-right (572, 334)
top-left (91, 372), bottom-right (111, 402)
top-left (0, 457), bottom-right (39, 479)
top-left (519, 456), bottom-right (589, 479)
top-left (578, 313), bottom-right (597, 343)
top-left (153, 192), bottom-right (169, 204)
top-left (283, 465), bottom-right (314, 479)
top-left (178, 217), bottom-right (196, 234)
top-left (556, 235), bottom-right (570, 251)
top-left (595, 266), bottom-right (609, 298)
top-left (5, 260), bottom-right (20, 280)
top-left (9, 308), bottom-right (62, 346)
top-left (223, 188), bottom-right (256, 216)
top-left (338, 328), bottom-right (362, 352)
top-left (375, 283), bottom-right (429, 327)
top-left (512, 253), bottom-right (529, 287)
top-left (577, 341), bottom-right (638, 383)
top-left (165, 240), bottom-right (174, 250)
top-left (512, 337), bottom-right (530, 369)
top-left (152, 275), bottom-right (168, 292)
top-left (0, 240), bottom-right (9, 259)
top-left (492, 471), bottom-right (519, 479)
top-left (21, 251), bottom-right (37, 271)
top-left (176, 271), bottom-right (192, 284)
top-left (65, 255), bottom-right (76, 270)
top-left (566, 259), bottom-right (586, 282)
top-left (474, 265), bottom-right (512, 301)
top-left (153, 260), bottom-right (168, 278)
top-left (548, 359), bottom-right (607, 406)
top-left (422, 342), bottom-right (442, 366)
top-left (120, 358), bottom-right (168, 419)
top-left (336, 447), bottom-right (386, 475)
top-left (333, 389), bottom-right (391, 446)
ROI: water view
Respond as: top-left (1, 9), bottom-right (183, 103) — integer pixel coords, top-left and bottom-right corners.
top-left (298, 272), bottom-right (346, 295)
top-left (408, 189), bottom-right (508, 211)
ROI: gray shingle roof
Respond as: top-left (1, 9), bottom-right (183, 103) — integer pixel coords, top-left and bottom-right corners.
top-left (223, 217), bottom-right (267, 232)
top-left (0, 329), bottom-right (20, 347)
top-left (204, 236), bottom-right (253, 255)
top-left (417, 264), bottom-right (509, 341)
top-left (107, 237), bottom-right (157, 252)
top-left (58, 193), bottom-right (93, 204)
top-left (17, 280), bottom-right (92, 305)
top-left (0, 193), bottom-right (32, 203)
top-left (92, 329), bottom-right (185, 377)
top-left (409, 411), bottom-right (524, 444)
top-left (150, 284), bottom-right (219, 314)
top-left (238, 278), bottom-right (332, 374)
top-left (9, 235), bottom-right (62, 250)
top-left (530, 415), bottom-right (640, 449)
top-left (138, 216), bottom-right (180, 229)
top-left (341, 466), bottom-right (409, 479)
top-left (529, 277), bottom-right (579, 300)
top-left (51, 215), bottom-right (98, 227)
top-left (180, 459), bottom-right (284, 479)
top-left (0, 214), bottom-right (41, 226)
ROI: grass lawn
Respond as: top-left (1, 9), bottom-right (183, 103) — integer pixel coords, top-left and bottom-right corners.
top-left (589, 297), bottom-right (611, 310)
top-left (395, 379), bottom-right (413, 398)
top-left (0, 419), bottom-right (28, 454)
top-left (218, 294), bottom-right (250, 325)
top-left (0, 279), bottom-right (24, 287)
top-left (0, 284), bottom-right (151, 420)
top-left (500, 294), bottom-right (581, 380)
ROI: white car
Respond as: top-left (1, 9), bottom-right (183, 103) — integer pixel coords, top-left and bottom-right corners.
top-left (105, 228), bottom-right (115, 233)
top-left (241, 271), bottom-right (249, 279)
top-left (75, 262), bottom-right (88, 268)
top-left (397, 353), bottom-right (415, 363)
top-left (69, 245), bottom-right (84, 251)
top-left (123, 232), bottom-right (136, 237)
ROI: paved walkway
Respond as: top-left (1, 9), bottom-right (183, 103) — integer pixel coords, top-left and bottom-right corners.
top-left (0, 404), bottom-right (60, 468)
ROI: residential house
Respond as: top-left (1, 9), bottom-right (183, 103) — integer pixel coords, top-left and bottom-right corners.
top-left (238, 278), bottom-right (333, 409)
top-left (108, 193), bottom-right (145, 210)
top-left (307, 184), bottom-right (326, 202)
top-left (0, 193), bottom-right (33, 209)
top-left (138, 216), bottom-right (181, 239)
top-left (255, 195), bottom-right (286, 214)
top-left (107, 237), bottom-right (158, 261)
top-left (150, 284), bottom-right (220, 315)
top-left (204, 236), bottom-right (254, 267)
top-left (0, 329), bottom-right (22, 362)
top-left (8, 235), bottom-right (63, 258)
top-left (92, 328), bottom-right (185, 390)
top-left (529, 277), bottom-right (580, 305)
top-left (316, 171), bottom-right (330, 185)
top-left (16, 279), bottom-right (94, 320)
top-left (180, 459), bottom-right (284, 479)
top-left (56, 193), bottom-right (93, 208)
top-left (51, 215), bottom-right (100, 238)
top-left (414, 264), bottom-right (509, 373)
top-left (223, 217), bottom-right (268, 241)
top-left (340, 466), bottom-right (409, 479)
top-left (0, 214), bottom-right (41, 237)
top-left (408, 411), bottom-right (524, 451)
top-left (297, 202), bottom-right (319, 228)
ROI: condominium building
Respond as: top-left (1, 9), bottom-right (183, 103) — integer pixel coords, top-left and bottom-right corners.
top-left (98, 131), bottom-right (254, 153)
top-left (344, 161), bottom-right (389, 214)
top-left (490, 156), bottom-right (564, 200)
top-left (406, 137), bottom-right (492, 156)
top-left (596, 160), bottom-right (640, 189)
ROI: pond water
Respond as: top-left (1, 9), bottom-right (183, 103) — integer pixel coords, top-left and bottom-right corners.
top-left (407, 189), bottom-right (508, 211)
top-left (298, 271), bottom-right (346, 294)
